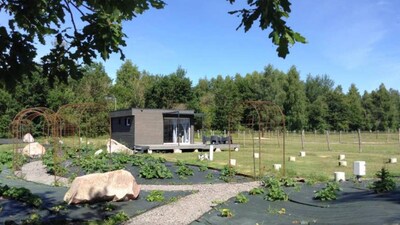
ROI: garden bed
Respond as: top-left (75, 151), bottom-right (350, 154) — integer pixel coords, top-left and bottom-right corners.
top-left (0, 171), bottom-right (193, 224)
top-left (191, 181), bottom-right (400, 225)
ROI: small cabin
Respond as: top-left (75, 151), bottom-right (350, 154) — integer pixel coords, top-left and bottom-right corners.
top-left (110, 108), bottom-right (195, 149)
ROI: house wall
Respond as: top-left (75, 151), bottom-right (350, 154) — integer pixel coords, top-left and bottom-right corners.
top-left (133, 109), bottom-right (164, 145)
top-left (110, 109), bottom-right (195, 147)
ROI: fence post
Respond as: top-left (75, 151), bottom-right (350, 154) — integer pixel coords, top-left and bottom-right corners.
top-left (358, 129), bottom-right (362, 153)
top-left (301, 129), bottom-right (305, 150)
top-left (339, 131), bottom-right (342, 144)
top-left (326, 130), bottom-right (331, 151)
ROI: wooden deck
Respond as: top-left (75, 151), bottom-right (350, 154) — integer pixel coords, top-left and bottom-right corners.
top-left (135, 143), bottom-right (240, 153)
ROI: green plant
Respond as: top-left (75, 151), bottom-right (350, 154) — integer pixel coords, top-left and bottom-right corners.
top-left (205, 172), bottom-right (214, 179)
top-left (262, 177), bottom-right (288, 201)
top-left (176, 164), bottom-right (194, 177)
top-left (103, 203), bottom-right (116, 212)
top-left (280, 177), bottom-right (297, 187)
top-left (219, 208), bottom-right (234, 217)
top-left (103, 211), bottom-right (129, 225)
top-left (146, 190), bottom-right (165, 202)
top-left (370, 167), bottom-right (396, 193)
top-left (314, 181), bottom-right (341, 201)
top-left (265, 185), bottom-right (288, 201)
top-left (235, 193), bottom-right (249, 203)
top-left (0, 185), bottom-right (42, 208)
top-left (219, 165), bottom-right (236, 182)
top-left (21, 213), bottom-right (41, 225)
top-left (50, 204), bottom-right (67, 213)
top-left (249, 187), bottom-right (265, 195)
top-left (198, 164), bottom-right (208, 172)
top-left (140, 162), bottom-right (173, 179)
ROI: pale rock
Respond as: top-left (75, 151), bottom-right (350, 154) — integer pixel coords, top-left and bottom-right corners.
top-left (106, 139), bottom-right (134, 155)
top-left (94, 149), bottom-right (103, 155)
top-left (22, 142), bottom-right (46, 157)
top-left (23, 133), bottom-right (34, 143)
top-left (64, 169), bottom-right (141, 204)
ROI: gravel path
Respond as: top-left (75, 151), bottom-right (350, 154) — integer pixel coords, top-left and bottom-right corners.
top-left (17, 161), bottom-right (260, 225)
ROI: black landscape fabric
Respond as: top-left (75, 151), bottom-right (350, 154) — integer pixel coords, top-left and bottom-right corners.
top-left (0, 171), bottom-right (192, 224)
top-left (192, 182), bottom-right (400, 225)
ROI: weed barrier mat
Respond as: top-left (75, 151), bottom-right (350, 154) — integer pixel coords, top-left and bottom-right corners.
top-left (191, 182), bottom-right (400, 225)
top-left (59, 161), bottom-right (253, 185)
top-left (0, 171), bottom-right (192, 224)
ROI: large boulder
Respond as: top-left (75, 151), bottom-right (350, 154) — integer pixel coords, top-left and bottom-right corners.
top-left (64, 169), bottom-right (141, 204)
top-left (22, 142), bottom-right (46, 157)
top-left (106, 139), bottom-right (134, 155)
top-left (23, 133), bottom-right (34, 143)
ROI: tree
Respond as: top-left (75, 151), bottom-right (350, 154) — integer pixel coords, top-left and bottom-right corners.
top-left (210, 75), bottom-right (242, 131)
top-left (145, 67), bottom-right (193, 109)
top-left (112, 60), bottom-right (148, 109)
top-left (346, 84), bottom-right (364, 130)
top-left (1, 0), bottom-right (304, 90)
top-left (325, 86), bottom-right (350, 131)
top-left (0, 0), bottom-right (165, 89)
top-left (228, 0), bottom-right (306, 58)
top-left (75, 63), bottom-right (112, 103)
top-left (283, 66), bottom-right (307, 130)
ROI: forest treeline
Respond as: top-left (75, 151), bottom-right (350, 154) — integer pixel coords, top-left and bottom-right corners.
top-left (1, 60), bottom-right (399, 137)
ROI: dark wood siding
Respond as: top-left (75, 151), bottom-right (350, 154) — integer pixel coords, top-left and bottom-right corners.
top-left (111, 116), bottom-right (135, 148)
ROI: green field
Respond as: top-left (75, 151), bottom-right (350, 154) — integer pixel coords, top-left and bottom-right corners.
top-left (155, 131), bottom-right (400, 181)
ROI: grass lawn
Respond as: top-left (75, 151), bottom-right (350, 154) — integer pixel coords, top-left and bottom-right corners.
top-left (154, 131), bottom-right (400, 181)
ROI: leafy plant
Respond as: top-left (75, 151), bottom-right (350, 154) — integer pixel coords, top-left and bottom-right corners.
top-left (235, 193), bottom-right (249, 203)
top-left (280, 177), bottom-right (297, 187)
top-left (205, 172), bottom-right (214, 179)
top-left (0, 184), bottom-right (42, 208)
top-left (198, 164), bottom-right (208, 172)
top-left (265, 184), bottom-right (288, 201)
top-left (262, 177), bottom-right (288, 201)
top-left (249, 187), bottom-right (265, 195)
top-left (103, 203), bottom-right (117, 212)
top-left (219, 208), bottom-right (234, 217)
top-left (139, 162), bottom-right (173, 179)
top-left (219, 165), bottom-right (236, 182)
top-left (314, 181), bottom-right (341, 201)
top-left (21, 213), bottom-right (41, 225)
top-left (370, 167), bottom-right (396, 193)
top-left (103, 211), bottom-right (129, 225)
top-left (50, 204), bottom-right (67, 214)
top-left (146, 190), bottom-right (165, 202)
top-left (176, 164), bottom-right (194, 178)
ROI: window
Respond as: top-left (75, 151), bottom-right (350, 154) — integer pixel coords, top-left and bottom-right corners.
top-left (126, 117), bottom-right (131, 126)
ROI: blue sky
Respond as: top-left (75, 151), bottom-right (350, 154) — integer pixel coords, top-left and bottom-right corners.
top-left (101, 0), bottom-right (400, 93)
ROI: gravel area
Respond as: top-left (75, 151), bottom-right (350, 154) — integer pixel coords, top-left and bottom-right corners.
top-left (15, 161), bottom-right (260, 225)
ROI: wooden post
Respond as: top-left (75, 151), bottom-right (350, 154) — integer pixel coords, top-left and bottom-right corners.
top-left (339, 131), bottom-right (342, 144)
top-left (301, 129), bottom-right (305, 150)
top-left (358, 129), bottom-right (362, 153)
top-left (243, 130), bottom-right (246, 147)
top-left (386, 129), bottom-right (389, 143)
top-left (277, 130), bottom-right (281, 148)
top-left (326, 130), bottom-right (331, 151)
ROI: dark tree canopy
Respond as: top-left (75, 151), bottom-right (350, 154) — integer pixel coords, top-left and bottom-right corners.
top-left (0, 0), bottom-right (165, 89)
top-left (0, 0), bottom-right (304, 90)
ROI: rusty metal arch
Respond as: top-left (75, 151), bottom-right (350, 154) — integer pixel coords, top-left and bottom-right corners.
top-left (56, 103), bottom-right (110, 146)
top-left (243, 100), bottom-right (286, 178)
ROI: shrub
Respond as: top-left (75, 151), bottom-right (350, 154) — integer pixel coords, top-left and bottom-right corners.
top-left (314, 181), bottom-right (341, 201)
top-left (370, 167), bottom-right (396, 193)
top-left (104, 211), bottom-right (129, 225)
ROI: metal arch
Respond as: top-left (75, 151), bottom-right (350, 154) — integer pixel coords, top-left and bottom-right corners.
top-left (243, 100), bottom-right (287, 177)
